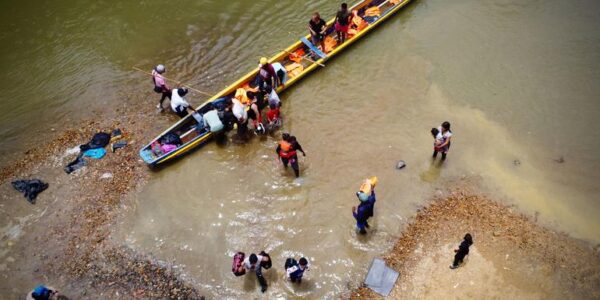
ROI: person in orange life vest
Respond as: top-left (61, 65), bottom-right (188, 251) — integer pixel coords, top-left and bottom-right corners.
top-left (151, 64), bottom-right (171, 111)
top-left (335, 3), bottom-right (352, 43)
top-left (276, 133), bottom-right (302, 177)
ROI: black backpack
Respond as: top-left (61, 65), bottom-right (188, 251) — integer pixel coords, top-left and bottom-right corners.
top-left (259, 251), bottom-right (272, 269)
top-left (284, 258), bottom-right (298, 270)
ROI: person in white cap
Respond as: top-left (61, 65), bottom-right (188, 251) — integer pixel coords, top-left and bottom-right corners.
top-left (151, 64), bottom-right (171, 111)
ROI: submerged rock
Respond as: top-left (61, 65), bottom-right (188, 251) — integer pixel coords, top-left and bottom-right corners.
top-left (396, 160), bottom-right (406, 170)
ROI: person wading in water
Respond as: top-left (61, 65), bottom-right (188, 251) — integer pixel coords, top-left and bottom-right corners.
top-left (276, 133), bottom-right (305, 178)
top-left (433, 121), bottom-right (453, 161)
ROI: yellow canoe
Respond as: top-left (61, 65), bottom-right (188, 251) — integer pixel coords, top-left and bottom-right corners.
top-left (140, 0), bottom-right (413, 167)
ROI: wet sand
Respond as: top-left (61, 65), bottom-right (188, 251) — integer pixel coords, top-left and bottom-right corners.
top-left (351, 184), bottom-right (600, 299)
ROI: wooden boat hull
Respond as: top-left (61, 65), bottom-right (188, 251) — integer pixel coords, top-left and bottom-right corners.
top-left (140, 0), bottom-right (412, 167)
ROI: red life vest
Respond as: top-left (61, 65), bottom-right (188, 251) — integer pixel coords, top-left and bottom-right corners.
top-left (279, 140), bottom-right (297, 158)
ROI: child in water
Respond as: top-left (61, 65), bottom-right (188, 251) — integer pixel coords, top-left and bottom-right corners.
top-left (431, 127), bottom-right (444, 153)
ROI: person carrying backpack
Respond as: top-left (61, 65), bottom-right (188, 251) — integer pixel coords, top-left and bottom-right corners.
top-left (285, 257), bottom-right (309, 283)
top-left (242, 252), bottom-right (272, 293)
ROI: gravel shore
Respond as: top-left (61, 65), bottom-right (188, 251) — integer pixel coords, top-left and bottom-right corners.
top-left (0, 99), bottom-right (204, 299)
top-left (351, 185), bottom-right (600, 299)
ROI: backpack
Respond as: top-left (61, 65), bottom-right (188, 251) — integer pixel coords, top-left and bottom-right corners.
top-left (232, 252), bottom-right (246, 276)
top-left (259, 251), bottom-right (272, 269)
top-left (284, 258), bottom-right (298, 270)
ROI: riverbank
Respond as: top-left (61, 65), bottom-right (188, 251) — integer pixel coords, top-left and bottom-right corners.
top-left (351, 185), bottom-right (600, 299)
top-left (0, 97), bottom-right (203, 299)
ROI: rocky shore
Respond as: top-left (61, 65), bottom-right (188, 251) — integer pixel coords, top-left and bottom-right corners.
top-left (0, 99), bottom-right (204, 299)
top-left (351, 186), bottom-right (600, 299)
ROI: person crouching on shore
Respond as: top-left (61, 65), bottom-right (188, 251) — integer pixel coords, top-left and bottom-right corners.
top-left (450, 233), bottom-right (473, 269)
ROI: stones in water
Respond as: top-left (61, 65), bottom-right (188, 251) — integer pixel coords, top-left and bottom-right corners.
top-left (396, 160), bottom-right (406, 170)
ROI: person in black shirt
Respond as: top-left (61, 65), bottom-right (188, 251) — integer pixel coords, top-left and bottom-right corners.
top-left (308, 12), bottom-right (327, 52)
top-left (450, 233), bottom-right (473, 269)
top-left (335, 3), bottom-right (351, 43)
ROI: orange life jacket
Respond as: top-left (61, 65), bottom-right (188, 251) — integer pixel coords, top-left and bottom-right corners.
top-left (279, 140), bottom-right (297, 158)
top-left (324, 36), bottom-right (338, 53)
top-left (285, 63), bottom-right (304, 78)
top-left (348, 11), bottom-right (368, 37)
top-left (288, 48), bottom-right (306, 63)
top-left (235, 88), bottom-right (251, 105)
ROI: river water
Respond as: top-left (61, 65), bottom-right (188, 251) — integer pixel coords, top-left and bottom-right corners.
top-left (1, 0), bottom-right (599, 298)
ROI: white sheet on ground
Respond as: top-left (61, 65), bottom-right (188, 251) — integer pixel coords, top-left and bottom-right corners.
top-left (364, 258), bottom-right (399, 297)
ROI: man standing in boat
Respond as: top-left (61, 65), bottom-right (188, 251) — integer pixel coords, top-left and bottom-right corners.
top-left (308, 12), bottom-right (327, 52)
top-left (151, 64), bottom-right (171, 111)
top-left (335, 3), bottom-right (352, 43)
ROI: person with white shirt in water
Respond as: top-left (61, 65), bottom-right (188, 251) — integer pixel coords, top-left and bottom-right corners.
top-left (243, 252), bottom-right (272, 293)
top-left (231, 96), bottom-right (248, 138)
top-left (433, 121), bottom-right (453, 160)
top-left (170, 88), bottom-right (193, 118)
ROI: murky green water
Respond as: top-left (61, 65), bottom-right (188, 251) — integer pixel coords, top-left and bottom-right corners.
top-left (1, 0), bottom-right (599, 298)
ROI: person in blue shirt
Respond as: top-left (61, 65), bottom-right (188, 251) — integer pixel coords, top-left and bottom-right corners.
top-left (352, 189), bottom-right (376, 234)
top-left (285, 257), bottom-right (309, 283)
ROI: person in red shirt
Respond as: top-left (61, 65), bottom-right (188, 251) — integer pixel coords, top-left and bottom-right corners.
top-left (266, 103), bottom-right (281, 132)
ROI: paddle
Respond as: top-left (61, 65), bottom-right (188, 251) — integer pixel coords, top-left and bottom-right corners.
top-left (132, 66), bottom-right (213, 97)
top-left (282, 50), bottom-right (325, 67)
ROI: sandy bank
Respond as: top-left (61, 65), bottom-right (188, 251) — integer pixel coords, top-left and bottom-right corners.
top-left (351, 186), bottom-right (600, 299)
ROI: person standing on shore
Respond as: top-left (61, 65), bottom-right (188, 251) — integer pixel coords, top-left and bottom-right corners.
top-left (433, 121), bottom-right (452, 160)
top-left (450, 233), bottom-right (473, 269)
top-left (152, 64), bottom-right (171, 111)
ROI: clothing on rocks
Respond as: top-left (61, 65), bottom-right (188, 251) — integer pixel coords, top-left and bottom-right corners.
top-left (64, 154), bottom-right (86, 174)
top-left (79, 132), bottom-right (111, 151)
top-left (82, 148), bottom-right (106, 159)
top-left (111, 141), bottom-right (127, 152)
top-left (12, 179), bottom-right (49, 204)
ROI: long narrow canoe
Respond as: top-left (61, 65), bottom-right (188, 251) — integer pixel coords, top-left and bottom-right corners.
top-left (140, 0), bottom-right (412, 167)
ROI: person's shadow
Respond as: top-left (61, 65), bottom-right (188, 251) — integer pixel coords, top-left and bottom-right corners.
top-left (420, 159), bottom-right (443, 182)
top-left (242, 267), bottom-right (280, 292)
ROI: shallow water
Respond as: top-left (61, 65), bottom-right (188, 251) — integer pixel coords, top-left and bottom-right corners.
top-left (1, 0), bottom-right (599, 298)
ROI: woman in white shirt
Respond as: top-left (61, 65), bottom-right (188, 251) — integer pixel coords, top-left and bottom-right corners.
top-left (170, 88), bottom-right (192, 118)
top-left (433, 121), bottom-right (453, 160)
